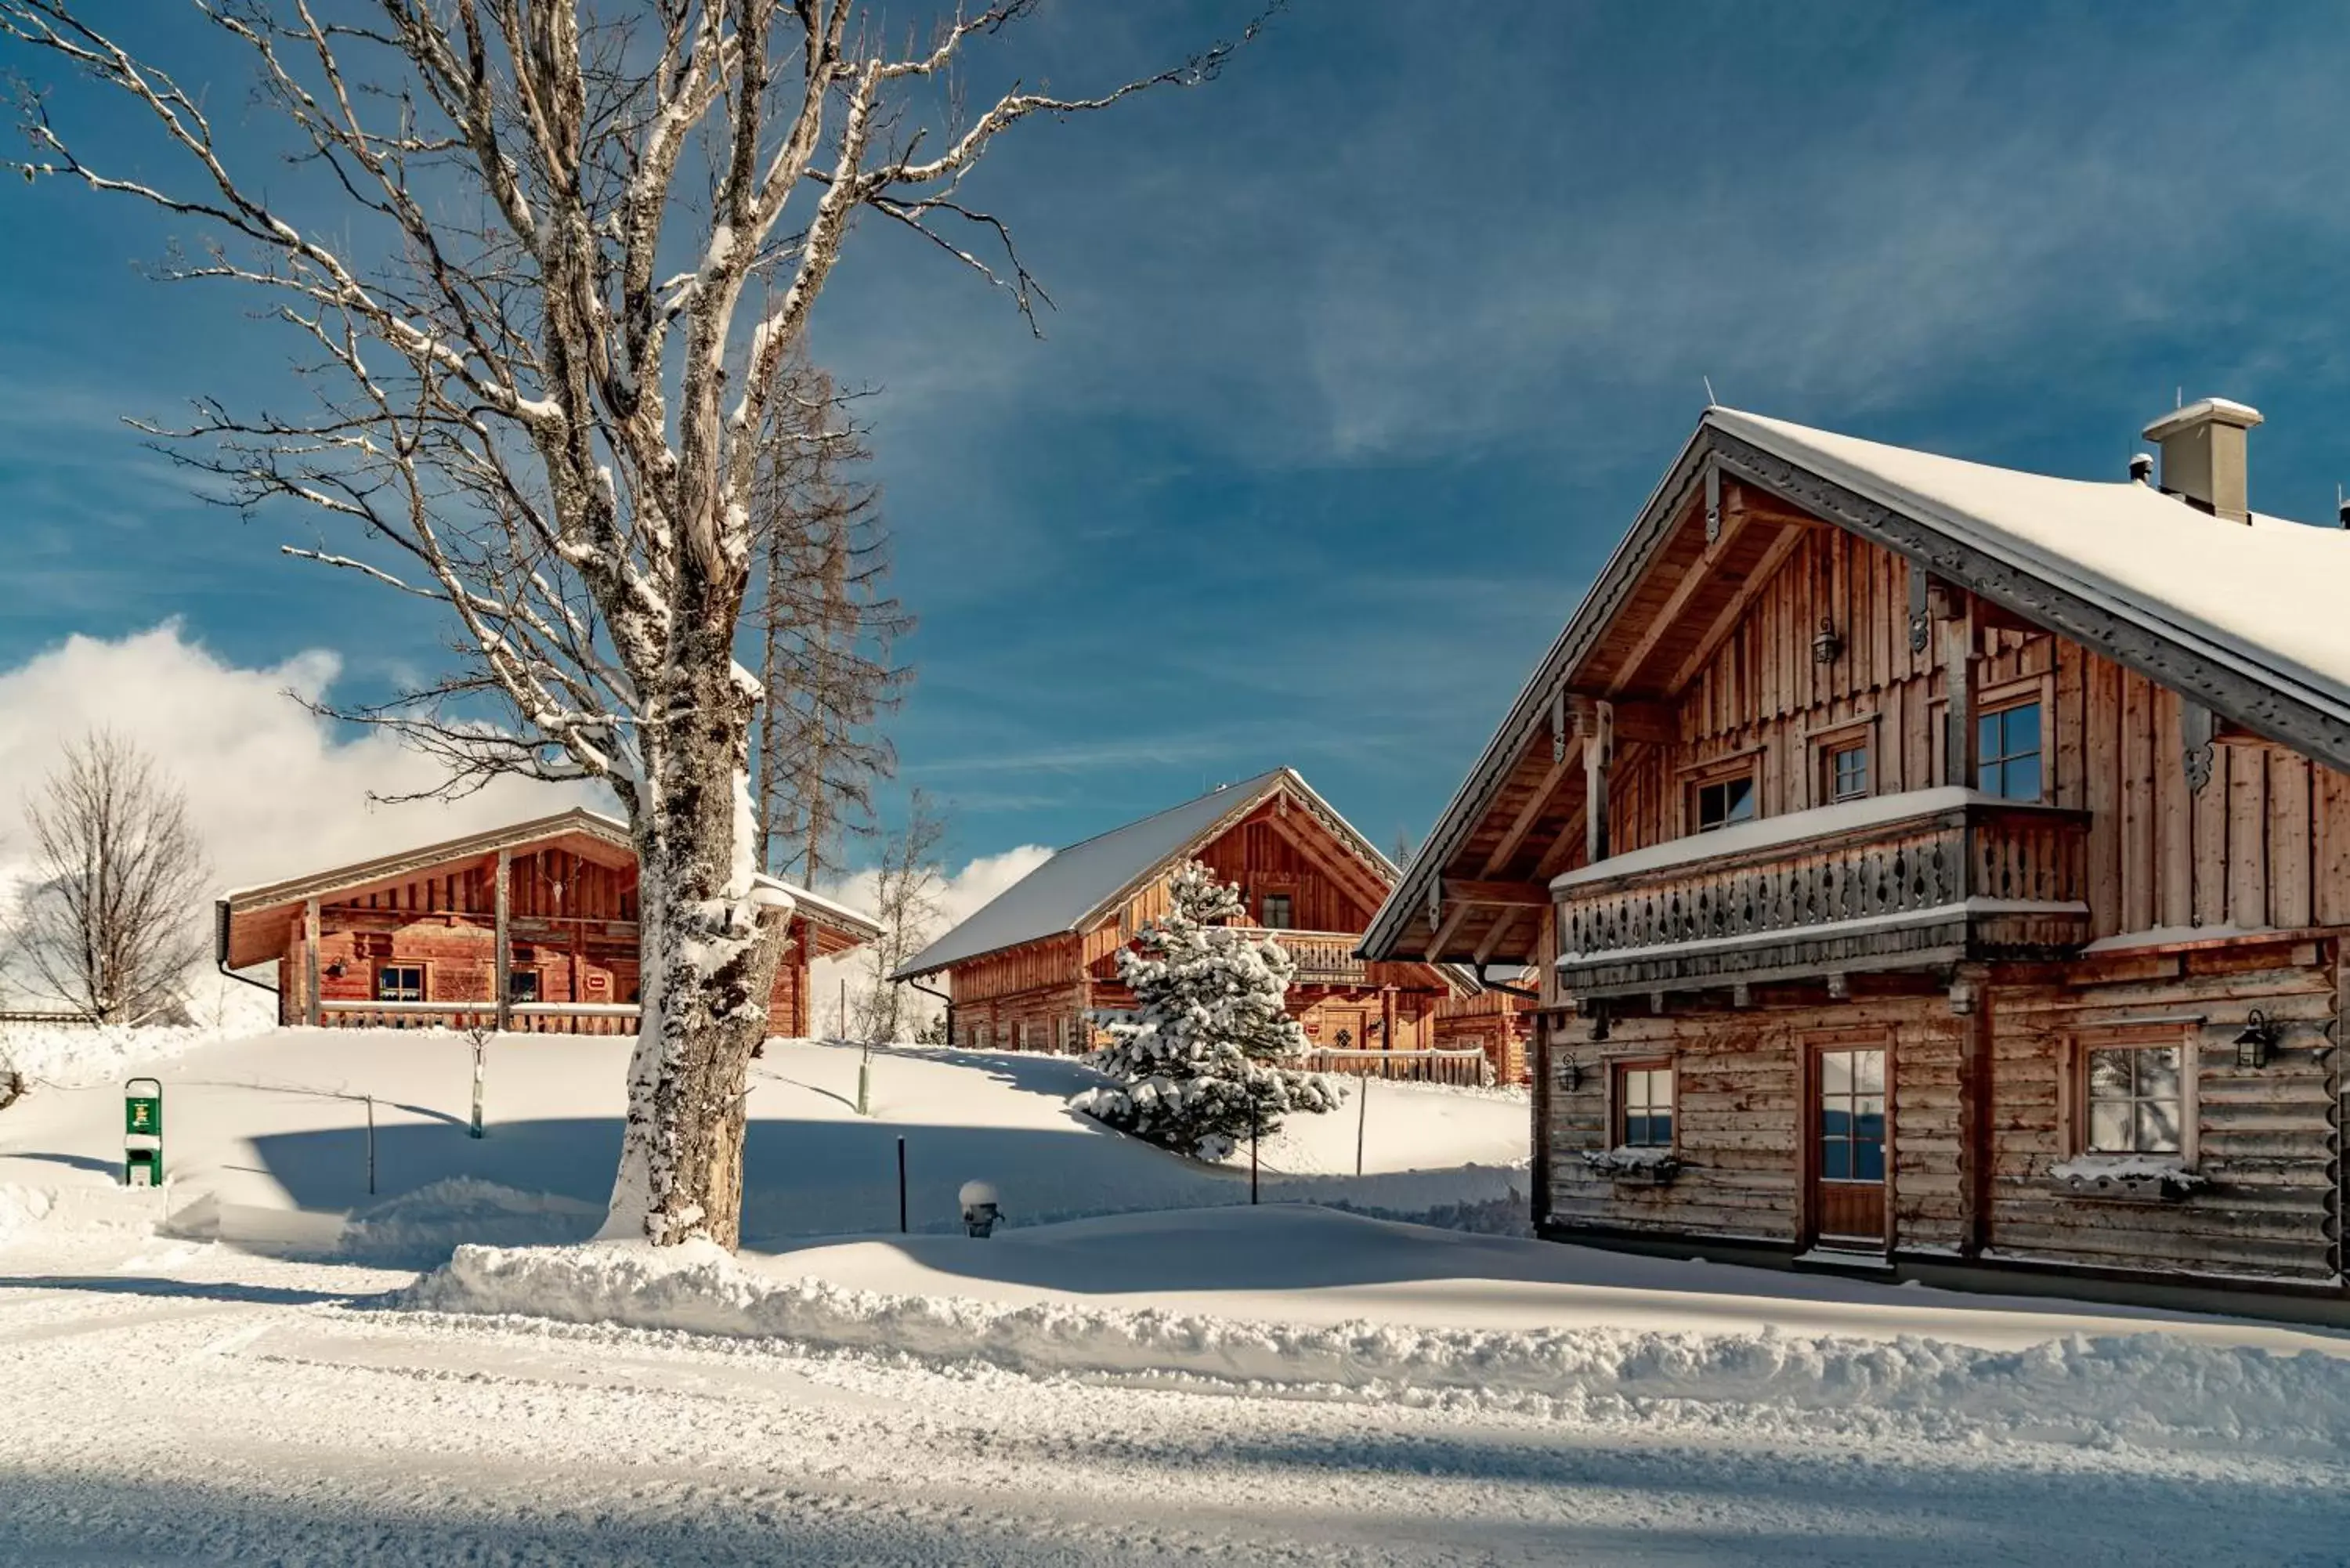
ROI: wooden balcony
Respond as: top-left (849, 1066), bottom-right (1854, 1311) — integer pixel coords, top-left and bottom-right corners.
top-left (1554, 789), bottom-right (2092, 998)
top-left (1272, 930), bottom-right (1372, 988)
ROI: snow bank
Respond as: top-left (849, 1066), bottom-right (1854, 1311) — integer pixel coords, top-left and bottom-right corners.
top-left (0, 1022), bottom-right (222, 1090)
top-left (399, 1239), bottom-right (2350, 1453)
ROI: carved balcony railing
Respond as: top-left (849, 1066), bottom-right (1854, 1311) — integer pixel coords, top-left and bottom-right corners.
top-left (1554, 792), bottom-right (2091, 997)
top-left (1269, 930), bottom-right (1372, 988)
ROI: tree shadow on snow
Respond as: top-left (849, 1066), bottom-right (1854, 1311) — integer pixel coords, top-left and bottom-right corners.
top-left (0, 1274), bottom-right (369, 1308)
top-left (2, 1150), bottom-right (121, 1176)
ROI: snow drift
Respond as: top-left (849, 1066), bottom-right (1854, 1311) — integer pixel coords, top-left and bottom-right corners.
top-left (398, 1236), bottom-right (2350, 1453)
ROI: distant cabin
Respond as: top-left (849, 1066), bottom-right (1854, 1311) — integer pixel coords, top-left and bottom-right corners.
top-left (893, 768), bottom-right (1524, 1081)
top-left (216, 807), bottom-right (879, 1035)
top-left (1365, 396), bottom-right (2350, 1311)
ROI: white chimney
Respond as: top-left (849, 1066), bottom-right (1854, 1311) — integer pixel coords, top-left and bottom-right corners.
top-left (2141, 397), bottom-right (2263, 523)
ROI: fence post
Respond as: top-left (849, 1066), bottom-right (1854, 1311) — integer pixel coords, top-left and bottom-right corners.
top-left (1356, 1075), bottom-right (1368, 1178)
top-left (897, 1136), bottom-right (908, 1234)
top-left (365, 1093), bottom-right (377, 1196)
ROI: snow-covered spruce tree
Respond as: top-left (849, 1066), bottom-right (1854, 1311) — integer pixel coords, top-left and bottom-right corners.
top-left (1075, 862), bottom-right (1338, 1161)
top-left (2, 1), bottom-right (1264, 1250)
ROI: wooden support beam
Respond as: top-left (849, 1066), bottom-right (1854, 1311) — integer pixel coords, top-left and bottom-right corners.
top-left (1576, 697), bottom-right (1614, 865)
top-left (1473, 906), bottom-right (1524, 966)
top-left (1957, 966), bottom-right (1994, 1258)
top-left (302, 897), bottom-right (321, 1028)
top-left (1481, 742), bottom-right (1579, 877)
top-left (1665, 523), bottom-right (1809, 695)
top-left (1423, 898), bottom-right (1477, 963)
top-left (494, 847), bottom-right (512, 1031)
top-left (1258, 805), bottom-right (1391, 911)
top-left (1444, 878), bottom-right (1549, 908)
top-left (1610, 499), bottom-right (1754, 695)
top-left (1941, 602), bottom-right (1977, 790)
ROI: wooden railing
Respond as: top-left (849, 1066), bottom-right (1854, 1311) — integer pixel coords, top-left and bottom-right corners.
top-left (1303, 1046), bottom-right (1491, 1086)
top-left (1270, 930), bottom-right (1371, 987)
top-left (314, 999), bottom-right (639, 1036)
top-left (1557, 796), bottom-right (2090, 989)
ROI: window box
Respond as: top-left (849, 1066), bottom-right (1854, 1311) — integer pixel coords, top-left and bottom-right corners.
top-left (1581, 1145), bottom-right (1682, 1185)
top-left (2048, 1153), bottom-right (2207, 1202)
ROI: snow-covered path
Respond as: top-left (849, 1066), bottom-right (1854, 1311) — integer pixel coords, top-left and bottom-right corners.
top-left (5, 1216), bottom-right (2350, 1566)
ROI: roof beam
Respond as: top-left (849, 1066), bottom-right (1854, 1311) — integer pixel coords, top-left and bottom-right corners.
top-left (1258, 802), bottom-right (1394, 911)
top-left (1473, 906), bottom-right (1528, 966)
top-left (1665, 523), bottom-right (1810, 695)
top-left (1444, 878), bottom-right (1549, 908)
top-left (1479, 739), bottom-right (1579, 878)
top-left (1422, 897), bottom-right (1477, 963)
top-left (1608, 494), bottom-right (1755, 695)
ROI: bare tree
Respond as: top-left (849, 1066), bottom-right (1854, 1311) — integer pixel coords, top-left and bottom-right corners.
top-left (19, 732), bottom-right (209, 1026)
top-left (849, 788), bottom-right (946, 1042)
top-left (751, 338), bottom-right (910, 884)
top-left (2, 1), bottom-right (1264, 1248)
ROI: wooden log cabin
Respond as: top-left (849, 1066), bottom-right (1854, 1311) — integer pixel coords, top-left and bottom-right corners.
top-left (892, 768), bottom-right (1506, 1078)
top-left (217, 808), bottom-right (880, 1035)
top-left (1364, 397), bottom-right (2350, 1313)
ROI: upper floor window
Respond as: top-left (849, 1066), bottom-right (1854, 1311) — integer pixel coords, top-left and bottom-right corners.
top-left (1260, 892), bottom-right (1294, 930)
top-left (1694, 773), bottom-right (1757, 833)
top-left (1977, 700), bottom-right (2044, 800)
top-left (1826, 742), bottom-right (1871, 804)
top-left (376, 964), bottom-right (424, 1003)
top-left (506, 969), bottom-right (540, 1004)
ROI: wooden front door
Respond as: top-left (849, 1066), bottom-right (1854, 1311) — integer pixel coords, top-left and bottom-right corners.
top-left (1809, 1041), bottom-right (1889, 1250)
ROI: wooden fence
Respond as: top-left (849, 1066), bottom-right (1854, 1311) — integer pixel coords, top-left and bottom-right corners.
top-left (1302, 1046), bottom-right (1491, 1087)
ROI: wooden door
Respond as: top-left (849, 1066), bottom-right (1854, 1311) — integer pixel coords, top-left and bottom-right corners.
top-left (1809, 1041), bottom-right (1889, 1250)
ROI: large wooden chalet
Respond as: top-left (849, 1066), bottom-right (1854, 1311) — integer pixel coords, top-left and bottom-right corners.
top-left (217, 808), bottom-right (880, 1035)
top-left (1365, 398), bottom-right (2350, 1311)
top-left (895, 769), bottom-right (1517, 1077)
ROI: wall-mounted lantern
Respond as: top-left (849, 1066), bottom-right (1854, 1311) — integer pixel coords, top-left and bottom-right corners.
top-left (325, 959), bottom-right (347, 979)
top-left (2235, 1009), bottom-right (2279, 1070)
top-left (1811, 616), bottom-right (1845, 665)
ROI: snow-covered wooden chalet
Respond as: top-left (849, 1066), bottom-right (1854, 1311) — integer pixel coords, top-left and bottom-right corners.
top-left (893, 769), bottom-right (1507, 1075)
top-left (1363, 398), bottom-right (2350, 1311)
top-left (216, 808), bottom-right (880, 1035)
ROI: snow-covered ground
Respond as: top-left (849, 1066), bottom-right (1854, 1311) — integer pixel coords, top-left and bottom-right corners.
top-left (5, 1026), bottom-right (2350, 1563)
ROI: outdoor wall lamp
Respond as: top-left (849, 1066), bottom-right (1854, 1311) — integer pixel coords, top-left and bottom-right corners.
top-left (2235, 1009), bottom-right (2279, 1070)
top-left (324, 959), bottom-right (347, 979)
top-left (1812, 616), bottom-right (1846, 665)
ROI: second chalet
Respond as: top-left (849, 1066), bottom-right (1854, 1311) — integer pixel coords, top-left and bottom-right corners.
top-left (1365, 396), bottom-right (2350, 1315)
top-left (893, 768), bottom-right (1517, 1079)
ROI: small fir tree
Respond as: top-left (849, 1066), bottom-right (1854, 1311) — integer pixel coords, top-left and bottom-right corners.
top-left (1074, 862), bottom-right (1340, 1160)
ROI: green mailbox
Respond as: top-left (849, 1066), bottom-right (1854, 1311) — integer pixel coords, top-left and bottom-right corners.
top-left (124, 1077), bottom-right (163, 1187)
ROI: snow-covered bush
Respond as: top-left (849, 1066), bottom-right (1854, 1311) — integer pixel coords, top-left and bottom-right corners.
top-left (1072, 861), bottom-right (1339, 1160)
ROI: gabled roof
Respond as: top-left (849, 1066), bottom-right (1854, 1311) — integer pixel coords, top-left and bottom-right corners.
top-left (1365, 404), bottom-right (2350, 965)
top-left (219, 806), bottom-right (880, 941)
top-left (891, 768), bottom-right (1402, 979)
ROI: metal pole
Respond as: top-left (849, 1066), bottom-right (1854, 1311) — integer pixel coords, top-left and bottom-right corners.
top-left (897, 1136), bottom-right (908, 1234)
top-left (365, 1093), bottom-right (377, 1195)
top-left (1356, 1075), bottom-right (1368, 1178)
top-left (1250, 1104), bottom-right (1260, 1205)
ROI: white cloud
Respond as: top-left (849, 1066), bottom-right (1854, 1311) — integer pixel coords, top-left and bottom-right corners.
top-left (0, 623), bottom-right (593, 899)
top-left (806, 844), bottom-right (1054, 1039)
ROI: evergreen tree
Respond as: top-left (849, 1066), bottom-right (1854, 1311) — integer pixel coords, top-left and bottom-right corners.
top-left (1075, 862), bottom-right (1340, 1160)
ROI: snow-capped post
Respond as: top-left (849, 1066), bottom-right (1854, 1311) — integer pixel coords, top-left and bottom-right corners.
top-left (960, 1180), bottom-right (1000, 1238)
top-left (1, 5), bottom-right (1271, 1252)
top-left (1072, 862), bottom-right (1340, 1162)
top-left (466, 1025), bottom-right (490, 1140)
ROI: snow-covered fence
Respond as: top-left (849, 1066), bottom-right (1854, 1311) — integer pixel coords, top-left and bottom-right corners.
top-left (1303, 1046), bottom-right (1491, 1087)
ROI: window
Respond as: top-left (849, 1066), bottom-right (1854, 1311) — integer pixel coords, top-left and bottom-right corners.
top-left (1695, 772), bottom-right (1757, 833)
top-left (506, 969), bottom-right (540, 1004)
top-left (376, 964), bottom-right (424, 1003)
top-left (1817, 1048), bottom-right (1885, 1181)
top-left (1615, 1063), bottom-right (1675, 1148)
top-left (1260, 892), bottom-right (1294, 930)
top-left (1977, 700), bottom-right (2044, 800)
top-left (2084, 1042), bottom-right (2186, 1154)
top-left (1826, 743), bottom-right (1870, 804)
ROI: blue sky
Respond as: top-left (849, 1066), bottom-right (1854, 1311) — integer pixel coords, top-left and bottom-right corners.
top-left (5, 1), bottom-right (2349, 873)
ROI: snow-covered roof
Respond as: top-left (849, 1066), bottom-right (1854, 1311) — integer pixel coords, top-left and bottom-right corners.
top-left (893, 769), bottom-right (1397, 979)
top-left (1712, 407), bottom-right (2350, 721)
top-left (1365, 402), bottom-right (2350, 965)
top-left (220, 806), bottom-right (879, 941)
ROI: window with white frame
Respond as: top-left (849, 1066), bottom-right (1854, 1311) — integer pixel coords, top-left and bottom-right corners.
top-left (376, 964), bottom-right (425, 1002)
